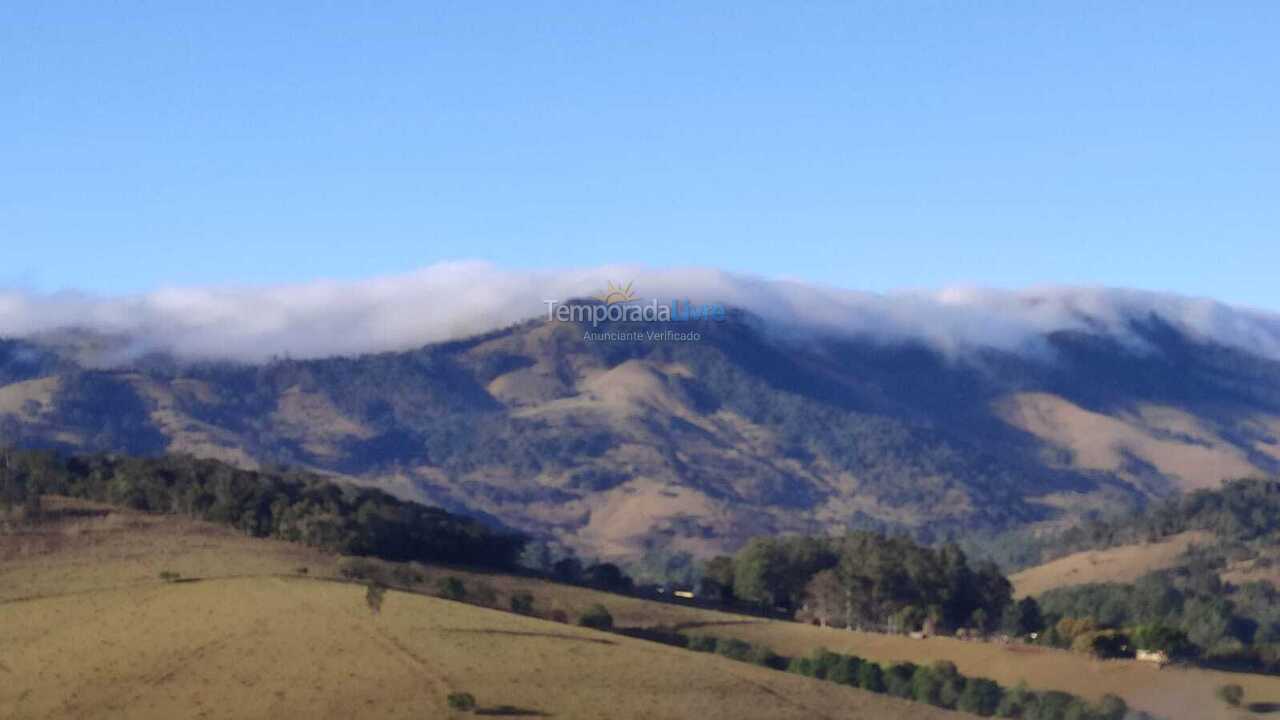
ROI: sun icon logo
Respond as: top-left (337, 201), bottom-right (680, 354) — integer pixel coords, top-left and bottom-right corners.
top-left (597, 280), bottom-right (637, 305)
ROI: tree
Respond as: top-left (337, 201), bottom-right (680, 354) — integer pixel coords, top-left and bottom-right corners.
top-left (1003, 596), bottom-right (1045, 637)
top-left (802, 569), bottom-right (844, 627)
top-left (1216, 684), bottom-right (1244, 707)
top-left (446, 692), bottom-right (476, 711)
top-left (701, 555), bottom-right (736, 603)
top-left (578, 603), bottom-right (613, 631)
top-left (856, 661), bottom-right (885, 693)
top-left (1134, 624), bottom-right (1195, 658)
top-left (958, 677), bottom-right (1002, 717)
top-left (552, 557), bottom-right (583, 583)
top-left (437, 576), bottom-right (467, 601)
top-left (585, 562), bottom-right (632, 592)
top-left (365, 582), bottom-right (386, 614)
top-left (1095, 694), bottom-right (1128, 720)
top-left (510, 591), bottom-right (535, 615)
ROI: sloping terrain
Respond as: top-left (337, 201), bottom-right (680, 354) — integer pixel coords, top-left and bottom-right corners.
top-left (0, 501), bottom-right (957, 720)
top-left (3, 311), bottom-right (1280, 562)
top-left (1008, 531), bottom-right (1212, 597)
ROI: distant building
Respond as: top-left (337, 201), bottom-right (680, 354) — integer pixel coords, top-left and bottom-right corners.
top-left (1136, 649), bottom-right (1169, 666)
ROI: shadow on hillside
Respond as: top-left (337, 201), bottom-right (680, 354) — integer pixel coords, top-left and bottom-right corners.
top-left (1247, 702), bottom-right (1280, 714)
top-left (441, 628), bottom-right (615, 645)
top-left (669, 620), bottom-right (764, 632)
top-left (475, 706), bottom-right (551, 717)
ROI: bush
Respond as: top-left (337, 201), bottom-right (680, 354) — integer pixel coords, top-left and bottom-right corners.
top-left (365, 582), bottom-right (386, 614)
top-left (884, 662), bottom-right (918, 698)
top-left (390, 564), bottom-right (424, 587)
top-left (446, 692), bottom-right (476, 711)
top-left (437, 576), bottom-right (467, 601)
top-left (509, 591), bottom-right (535, 615)
top-left (715, 637), bottom-right (753, 662)
top-left (687, 635), bottom-right (718, 653)
top-left (578, 603), bottom-right (614, 631)
top-left (746, 643), bottom-right (782, 669)
top-left (1216, 683), bottom-right (1244, 707)
top-left (158, 570), bottom-right (181, 583)
top-left (1095, 694), bottom-right (1128, 720)
top-left (787, 656), bottom-right (816, 677)
top-left (471, 580), bottom-right (498, 606)
top-left (958, 677), bottom-right (1002, 717)
top-left (856, 661), bottom-right (885, 693)
top-left (294, 566), bottom-right (309, 575)
top-left (548, 609), bottom-right (569, 624)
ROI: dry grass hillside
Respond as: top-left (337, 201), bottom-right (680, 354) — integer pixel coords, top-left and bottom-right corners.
top-left (1008, 531), bottom-right (1212, 597)
top-left (0, 500), bottom-right (958, 720)
top-left (8, 499), bottom-right (1280, 719)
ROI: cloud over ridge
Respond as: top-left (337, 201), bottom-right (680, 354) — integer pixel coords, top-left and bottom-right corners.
top-left (3, 261), bottom-right (1280, 364)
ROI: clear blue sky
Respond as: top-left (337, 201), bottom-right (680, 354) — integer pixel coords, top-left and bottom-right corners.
top-left (3, 3), bottom-right (1278, 308)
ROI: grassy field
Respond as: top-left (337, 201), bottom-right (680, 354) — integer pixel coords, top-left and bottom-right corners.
top-left (1008, 531), bottom-right (1211, 597)
top-left (0, 500), bottom-right (956, 720)
top-left (6, 499), bottom-right (1280, 719)
top-left (680, 617), bottom-right (1280, 720)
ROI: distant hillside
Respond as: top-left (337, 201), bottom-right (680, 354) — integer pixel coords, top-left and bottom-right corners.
top-left (3, 308), bottom-right (1280, 562)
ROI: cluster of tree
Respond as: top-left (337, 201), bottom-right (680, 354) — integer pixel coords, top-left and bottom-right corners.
top-left (0, 448), bottom-right (526, 568)
top-left (679, 635), bottom-right (1143, 720)
top-left (701, 532), bottom-right (1027, 636)
top-left (976, 478), bottom-right (1280, 573)
top-left (1036, 563), bottom-right (1280, 671)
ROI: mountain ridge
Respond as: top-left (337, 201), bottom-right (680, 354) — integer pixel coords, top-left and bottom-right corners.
top-left (2, 306), bottom-right (1279, 563)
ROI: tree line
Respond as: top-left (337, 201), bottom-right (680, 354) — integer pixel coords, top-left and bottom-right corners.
top-left (0, 448), bottom-right (526, 568)
top-left (700, 531), bottom-right (1030, 636)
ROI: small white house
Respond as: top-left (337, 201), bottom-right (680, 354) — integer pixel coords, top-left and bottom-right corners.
top-left (1136, 649), bottom-right (1169, 666)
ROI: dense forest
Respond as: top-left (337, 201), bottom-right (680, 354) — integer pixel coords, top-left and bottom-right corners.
top-left (700, 531), bottom-right (1025, 636)
top-left (970, 479), bottom-right (1280, 672)
top-left (0, 448), bottom-right (526, 569)
top-left (974, 478), bottom-right (1280, 572)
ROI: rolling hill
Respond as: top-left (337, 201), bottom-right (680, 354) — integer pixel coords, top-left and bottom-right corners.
top-left (7, 497), bottom-right (1278, 720)
top-left (2, 306), bottom-right (1280, 564)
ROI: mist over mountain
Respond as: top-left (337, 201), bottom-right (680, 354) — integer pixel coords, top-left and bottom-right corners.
top-left (5, 262), bottom-right (1280, 364)
top-left (3, 268), bottom-right (1280, 568)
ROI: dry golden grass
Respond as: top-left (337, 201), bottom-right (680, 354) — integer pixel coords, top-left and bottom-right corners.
top-left (1009, 531), bottom-right (1211, 597)
top-left (674, 618), bottom-right (1280, 720)
top-left (0, 501), bottom-right (957, 720)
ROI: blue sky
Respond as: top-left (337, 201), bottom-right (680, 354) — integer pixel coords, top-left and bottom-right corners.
top-left (3, 3), bottom-right (1278, 308)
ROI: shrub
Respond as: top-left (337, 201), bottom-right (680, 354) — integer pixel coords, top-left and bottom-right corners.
top-left (509, 591), bottom-right (535, 615)
top-left (158, 570), bottom-right (181, 583)
top-left (471, 580), bottom-right (498, 606)
top-left (746, 643), bottom-right (783, 669)
top-left (437, 576), bottom-right (467, 601)
top-left (548, 609), bottom-right (569, 624)
top-left (884, 662), bottom-right (918, 698)
top-left (1216, 683), bottom-right (1244, 707)
top-left (1095, 694), bottom-right (1128, 720)
top-left (715, 637), bottom-right (753, 662)
top-left (294, 566), bottom-right (308, 575)
top-left (339, 558), bottom-right (379, 581)
top-left (687, 635), bottom-right (718, 653)
top-left (958, 677), bottom-right (1002, 717)
top-left (391, 564), bottom-right (424, 587)
top-left (446, 692), bottom-right (476, 711)
top-left (856, 662), bottom-right (885, 693)
top-left (787, 656), bottom-right (816, 677)
top-left (365, 582), bottom-right (386, 614)
top-left (578, 603), bottom-right (614, 630)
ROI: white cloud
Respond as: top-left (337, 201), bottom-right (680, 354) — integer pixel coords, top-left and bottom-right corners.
top-left (3, 261), bottom-right (1280, 364)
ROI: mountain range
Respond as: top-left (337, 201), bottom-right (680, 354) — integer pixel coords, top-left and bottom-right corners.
top-left (2, 293), bottom-right (1280, 565)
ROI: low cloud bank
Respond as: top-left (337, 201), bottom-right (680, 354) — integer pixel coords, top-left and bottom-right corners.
top-left (2, 261), bottom-right (1279, 364)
